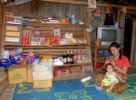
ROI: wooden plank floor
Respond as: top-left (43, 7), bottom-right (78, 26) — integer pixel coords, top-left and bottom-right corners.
top-left (0, 85), bottom-right (15, 100)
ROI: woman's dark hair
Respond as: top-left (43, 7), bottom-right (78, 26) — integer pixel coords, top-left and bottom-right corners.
top-left (109, 42), bottom-right (122, 59)
top-left (105, 63), bottom-right (114, 70)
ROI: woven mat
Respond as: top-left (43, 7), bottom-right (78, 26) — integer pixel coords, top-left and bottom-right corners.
top-left (12, 79), bottom-right (112, 100)
top-left (108, 74), bottom-right (136, 100)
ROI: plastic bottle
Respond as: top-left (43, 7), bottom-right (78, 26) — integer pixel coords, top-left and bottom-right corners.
top-left (71, 15), bottom-right (76, 24)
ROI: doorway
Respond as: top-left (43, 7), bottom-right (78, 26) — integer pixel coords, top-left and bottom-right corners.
top-left (123, 15), bottom-right (133, 60)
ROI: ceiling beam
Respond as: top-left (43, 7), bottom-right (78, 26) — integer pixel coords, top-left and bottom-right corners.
top-left (41, 0), bottom-right (136, 10)
top-left (127, 9), bottom-right (136, 15)
top-left (2, 0), bottom-right (136, 10)
top-left (119, 0), bottom-right (136, 6)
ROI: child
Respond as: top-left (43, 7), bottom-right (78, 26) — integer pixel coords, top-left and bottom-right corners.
top-left (98, 63), bottom-right (120, 92)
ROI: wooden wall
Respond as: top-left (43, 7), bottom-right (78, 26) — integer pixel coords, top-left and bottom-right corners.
top-left (2, 1), bottom-right (136, 64)
top-left (3, 2), bottom-right (87, 21)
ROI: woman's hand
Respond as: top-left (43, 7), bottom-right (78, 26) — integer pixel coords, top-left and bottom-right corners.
top-left (114, 66), bottom-right (128, 76)
top-left (105, 60), bottom-right (115, 67)
top-left (105, 60), bottom-right (111, 64)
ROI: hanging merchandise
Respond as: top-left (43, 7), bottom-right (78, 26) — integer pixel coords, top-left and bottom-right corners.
top-left (95, 7), bottom-right (103, 26)
top-left (106, 6), bottom-right (111, 14)
top-left (122, 7), bottom-right (127, 14)
top-left (104, 6), bottom-right (115, 25)
top-left (88, 0), bottom-right (97, 12)
top-left (114, 21), bottom-right (119, 29)
top-left (95, 17), bottom-right (102, 26)
top-left (103, 0), bottom-right (115, 25)
top-left (104, 13), bottom-right (115, 25)
top-left (95, 8), bottom-right (102, 17)
top-left (91, 0), bottom-right (103, 26)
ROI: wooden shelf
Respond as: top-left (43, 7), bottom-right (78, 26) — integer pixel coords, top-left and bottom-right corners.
top-left (4, 44), bottom-right (88, 49)
top-left (54, 62), bottom-right (91, 67)
top-left (23, 22), bottom-right (85, 27)
top-left (5, 30), bottom-right (21, 32)
top-left (23, 27), bottom-right (84, 32)
top-left (93, 46), bottom-right (109, 49)
top-left (92, 46), bottom-right (108, 69)
top-left (2, 18), bottom-right (93, 80)
top-left (53, 73), bottom-right (91, 80)
top-left (5, 23), bottom-right (22, 26)
top-left (22, 49), bottom-right (83, 53)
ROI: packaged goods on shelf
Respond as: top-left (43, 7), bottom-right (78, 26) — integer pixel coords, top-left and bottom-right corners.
top-left (2, 14), bottom-right (93, 80)
top-left (5, 37), bottom-right (20, 43)
top-left (6, 31), bottom-right (20, 37)
top-left (54, 67), bottom-right (71, 78)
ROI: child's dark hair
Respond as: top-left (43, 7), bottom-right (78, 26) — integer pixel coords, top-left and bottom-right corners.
top-left (105, 63), bottom-right (114, 70)
top-left (110, 42), bottom-right (122, 59)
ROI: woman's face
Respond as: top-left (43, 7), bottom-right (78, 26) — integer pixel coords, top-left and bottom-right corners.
top-left (110, 46), bottom-right (120, 57)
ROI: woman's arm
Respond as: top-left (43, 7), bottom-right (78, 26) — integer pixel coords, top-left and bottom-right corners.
top-left (114, 66), bottom-right (128, 75)
top-left (114, 56), bottom-right (130, 76)
top-left (114, 72), bottom-right (125, 82)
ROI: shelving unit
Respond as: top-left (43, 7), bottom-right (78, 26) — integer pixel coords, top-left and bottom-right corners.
top-left (2, 15), bottom-right (93, 79)
top-left (21, 22), bottom-right (90, 52)
top-left (92, 46), bottom-right (109, 69)
top-left (2, 12), bottom-right (23, 49)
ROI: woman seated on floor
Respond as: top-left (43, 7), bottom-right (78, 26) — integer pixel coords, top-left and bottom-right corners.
top-left (105, 42), bottom-right (131, 83)
top-left (98, 42), bottom-right (131, 93)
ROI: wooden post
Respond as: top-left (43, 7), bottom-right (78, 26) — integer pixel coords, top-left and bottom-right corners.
top-left (0, 2), bottom-right (3, 52)
top-left (130, 20), bottom-right (136, 63)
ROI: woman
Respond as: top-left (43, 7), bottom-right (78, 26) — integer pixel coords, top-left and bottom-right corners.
top-left (105, 42), bottom-right (131, 82)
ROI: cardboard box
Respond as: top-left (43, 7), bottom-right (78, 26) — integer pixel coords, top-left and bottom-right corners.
top-left (71, 66), bottom-right (82, 73)
top-left (54, 67), bottom-right (70, 78)
top-left (8, 65), bottom-right (27, 84)
top-left (33, 80), bottom-right (52, 88)
top-left (27, 64), bottom-right (33, 82)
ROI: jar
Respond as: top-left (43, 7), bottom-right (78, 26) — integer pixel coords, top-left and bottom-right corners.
top-left (94, 39), bottom-right (101, 47)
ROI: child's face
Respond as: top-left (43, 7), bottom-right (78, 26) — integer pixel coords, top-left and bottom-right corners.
top-left (106, 65), bottom-right (114, 73)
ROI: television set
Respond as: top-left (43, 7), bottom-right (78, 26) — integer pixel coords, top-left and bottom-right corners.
top-left (97, 26), bottom-right (123, 46)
